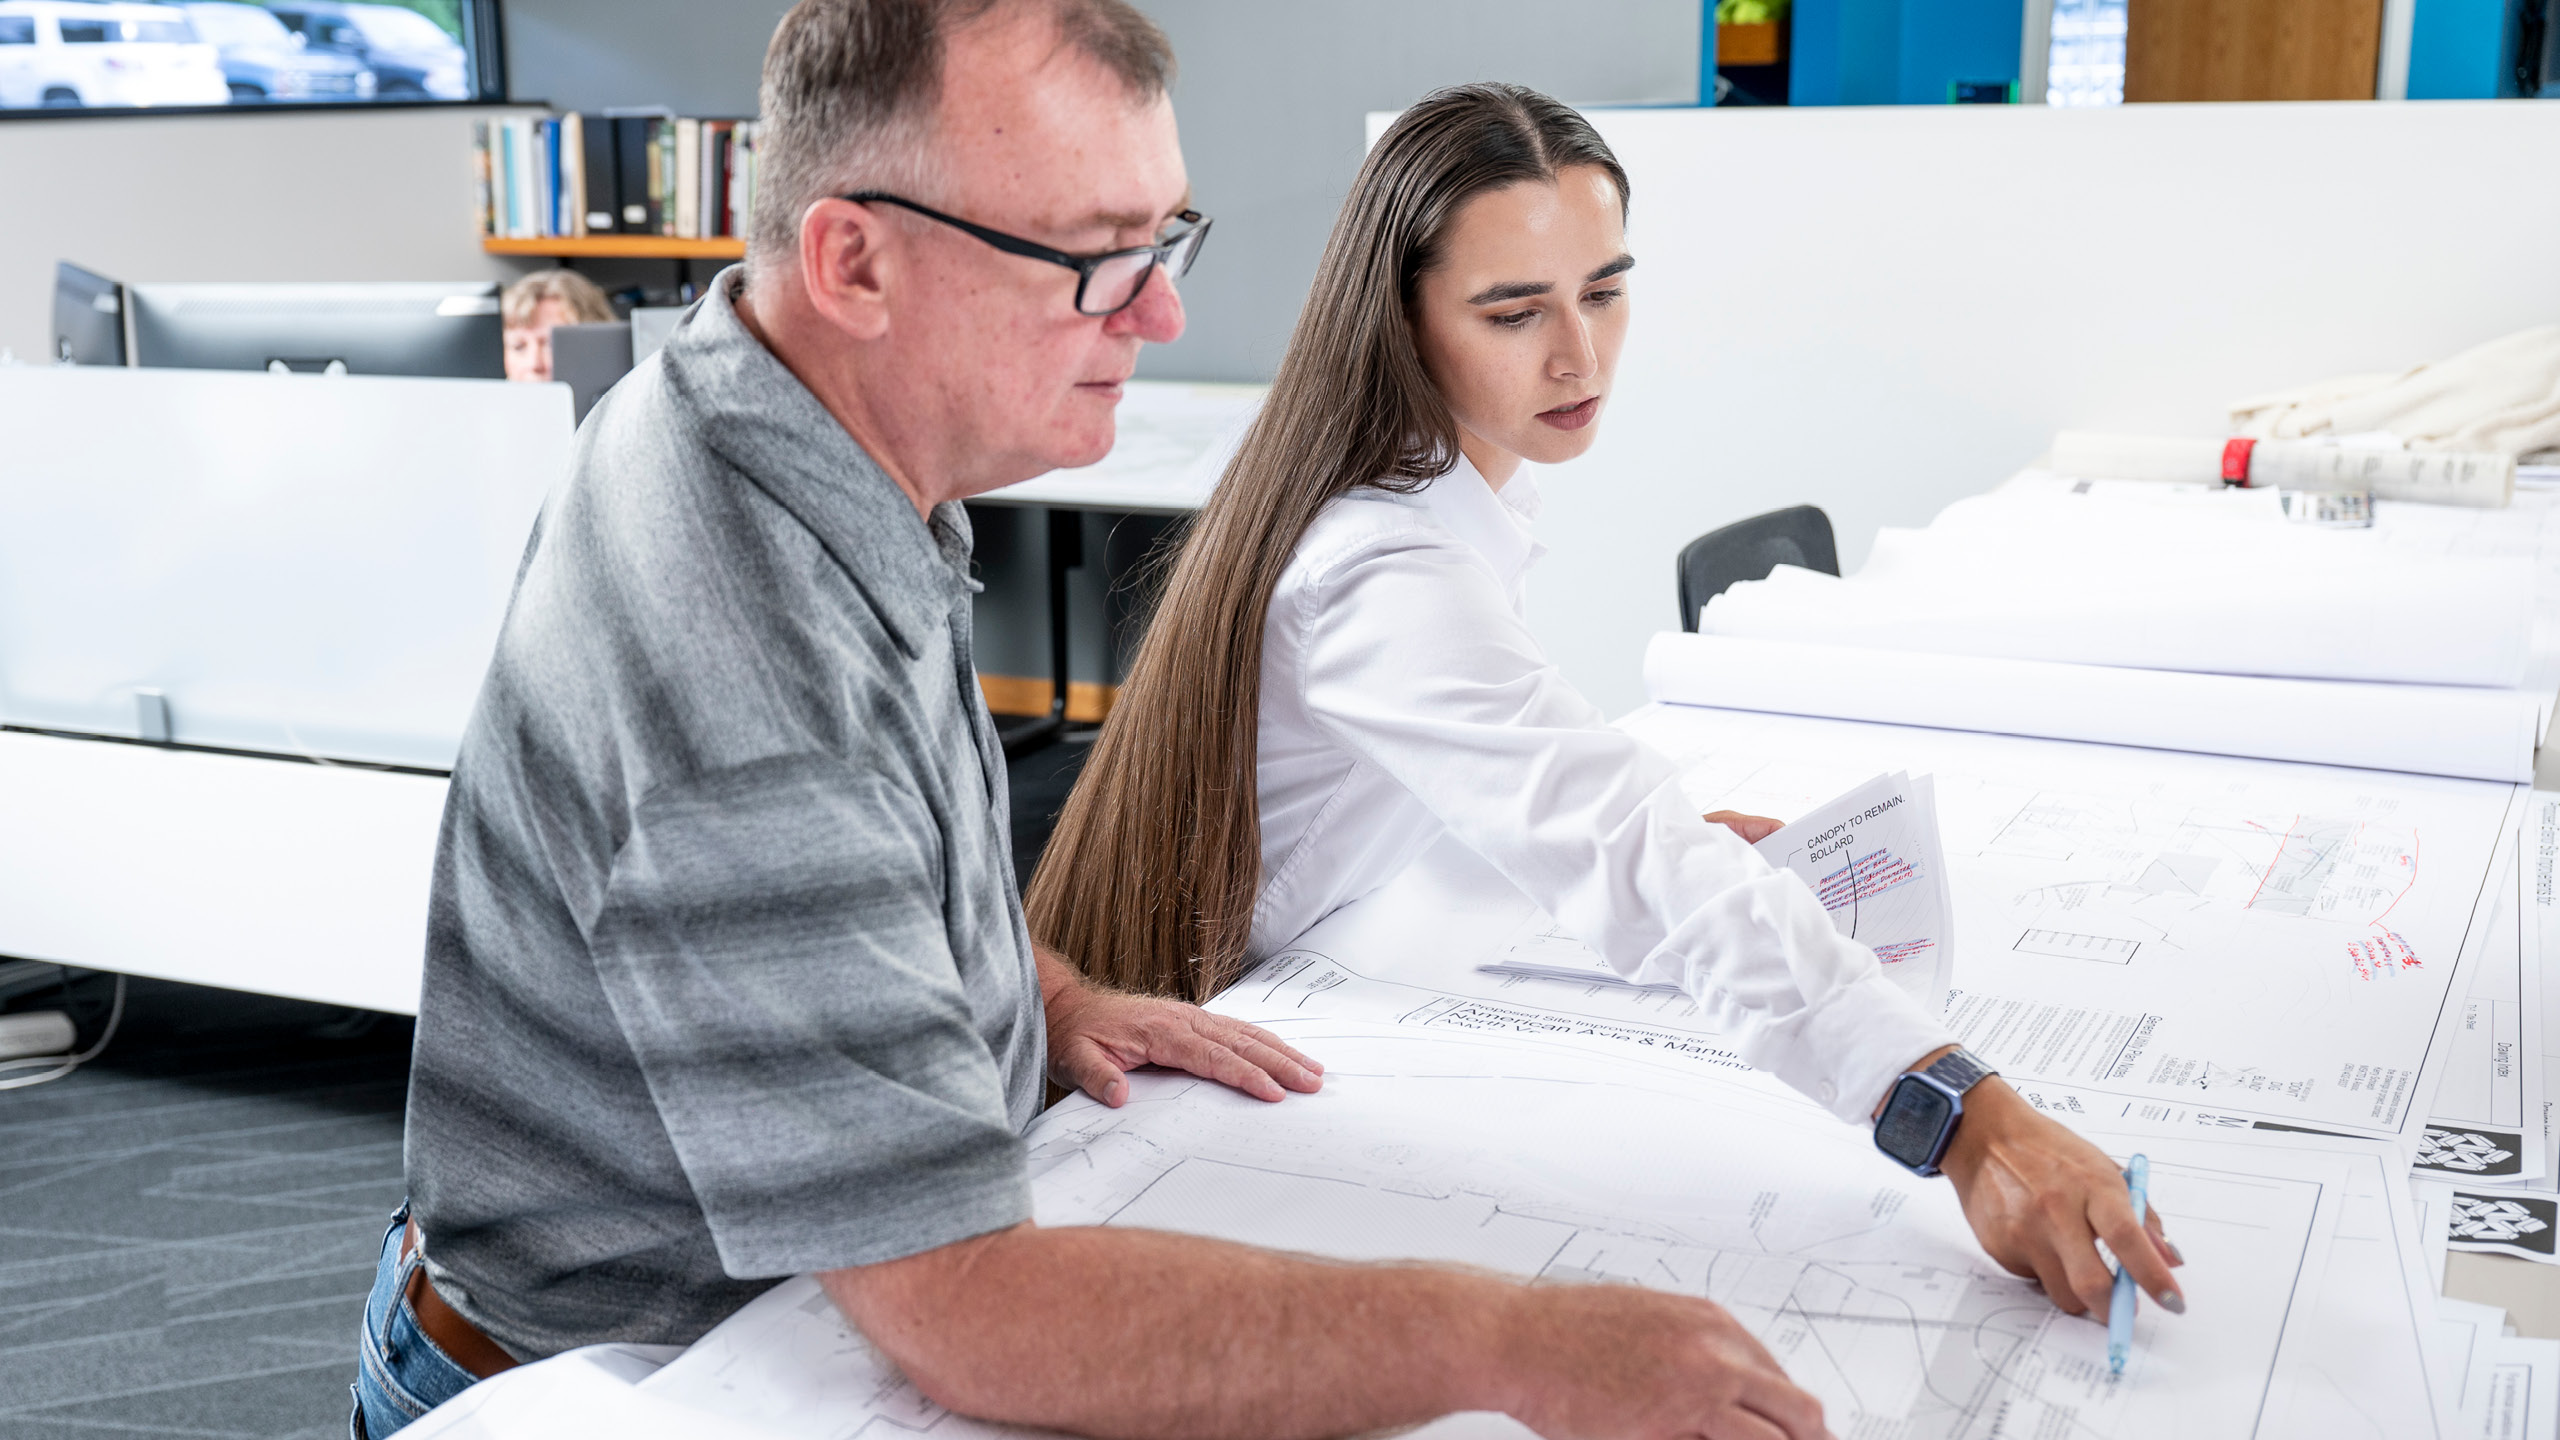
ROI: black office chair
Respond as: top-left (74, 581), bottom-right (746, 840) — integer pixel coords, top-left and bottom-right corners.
top-left (1675, 505), bottom-right (1838, 632)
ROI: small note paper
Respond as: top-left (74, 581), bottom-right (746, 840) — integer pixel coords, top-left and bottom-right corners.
top-left (1749, 771), bottom-right (1954, 1016)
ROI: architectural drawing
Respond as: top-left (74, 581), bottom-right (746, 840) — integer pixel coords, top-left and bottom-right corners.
top-left (1615, 703), bottom-right (2521, 1151)
top-left (1999, 807), bottom-right (2419, 929)
top-left (641, 1027), bottom-right (2372, 1439)
top-left (2015, 929), bottom-right (2140, 964)
top-left (619, 703), bottom-right (2499, 1440)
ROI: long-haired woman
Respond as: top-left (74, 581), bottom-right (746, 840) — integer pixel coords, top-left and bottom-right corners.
top-left (1028, 82), bottom-right (2184, 1321)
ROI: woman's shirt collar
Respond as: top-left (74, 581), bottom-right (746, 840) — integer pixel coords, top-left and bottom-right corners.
top-left (1414, 452), bottom-right (1547, 587)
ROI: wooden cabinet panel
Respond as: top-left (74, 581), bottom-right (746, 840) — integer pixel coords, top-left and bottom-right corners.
top-left (2125, 0), bottom-right (2384, 100)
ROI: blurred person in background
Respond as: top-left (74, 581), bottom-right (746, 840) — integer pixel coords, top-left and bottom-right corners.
top-left (500, 270), bottom-right (614, 382)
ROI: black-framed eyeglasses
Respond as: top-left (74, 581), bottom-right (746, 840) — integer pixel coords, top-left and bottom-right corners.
top-left (843, 191), bottom-right (1210, 317)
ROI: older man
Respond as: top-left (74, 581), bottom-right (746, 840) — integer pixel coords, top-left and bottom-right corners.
top-left (361, 3), bottom-right (2171, 1438)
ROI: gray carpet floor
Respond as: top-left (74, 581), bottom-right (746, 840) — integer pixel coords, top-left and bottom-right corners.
top-left (0, 976), bottom-right (410, 1440)
top-left (0, 734), bottom-right (1089, 1439)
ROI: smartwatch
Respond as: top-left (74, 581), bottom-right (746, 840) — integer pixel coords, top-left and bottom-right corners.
top-left (1873, 1047), bottom-right (1998, 1177)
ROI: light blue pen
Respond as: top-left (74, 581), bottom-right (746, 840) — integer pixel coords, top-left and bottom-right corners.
top-left (2108, 1153), bottom-right (2148, 1379)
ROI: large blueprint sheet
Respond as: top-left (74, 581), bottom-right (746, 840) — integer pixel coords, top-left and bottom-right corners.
top-left (636, 1024), bottom-right (2427, 1440)
top-left (1612, 703), bottom-right (2521, 1156)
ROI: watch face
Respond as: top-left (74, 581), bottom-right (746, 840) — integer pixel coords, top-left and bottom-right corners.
top-left (1876, 1076), bottom-right (1956, 1171)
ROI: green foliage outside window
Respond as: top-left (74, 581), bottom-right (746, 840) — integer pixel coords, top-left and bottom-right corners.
top-left (373, 0), bottom-right (465, 41)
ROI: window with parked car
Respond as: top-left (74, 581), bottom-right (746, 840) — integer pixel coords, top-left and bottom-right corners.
top-left (0, 0), bottom-right (489, 112)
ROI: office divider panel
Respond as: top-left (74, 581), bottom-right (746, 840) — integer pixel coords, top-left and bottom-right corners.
top-left (0, 366), bottom-right (570, 770)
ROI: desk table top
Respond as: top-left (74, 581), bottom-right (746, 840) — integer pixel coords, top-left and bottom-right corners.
top-left (972, 379), bottom-right (1264, 514)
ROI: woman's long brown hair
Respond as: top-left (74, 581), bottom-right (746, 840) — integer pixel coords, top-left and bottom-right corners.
top-left (1024, 83), bottom-right (1631, 1001)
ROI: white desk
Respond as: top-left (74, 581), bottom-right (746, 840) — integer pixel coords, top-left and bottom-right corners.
top-left (0, 365), bottom-right (563, 1013)
top-left (971, 379), bottom-right (1261, 514)
top-left (0, 731), bottom-right (442, 1015)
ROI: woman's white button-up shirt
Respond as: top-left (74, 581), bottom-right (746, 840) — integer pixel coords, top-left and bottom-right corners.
top-left (1246, 456), bottom-right (1954, 1123)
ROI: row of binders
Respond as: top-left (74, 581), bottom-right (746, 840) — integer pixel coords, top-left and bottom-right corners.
top-left (472, 113), bottom-right (763, 242)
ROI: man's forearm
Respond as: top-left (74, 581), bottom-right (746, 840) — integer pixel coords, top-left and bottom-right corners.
top-left (822, 1223), bottom-right (1521, 1440)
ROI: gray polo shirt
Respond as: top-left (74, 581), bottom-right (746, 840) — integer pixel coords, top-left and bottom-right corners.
top-left (404, 267), bottom-right (1045, 1360)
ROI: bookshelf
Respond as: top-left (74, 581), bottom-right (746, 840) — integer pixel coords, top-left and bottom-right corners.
top-left (482, 237), bottom-right (744, 260)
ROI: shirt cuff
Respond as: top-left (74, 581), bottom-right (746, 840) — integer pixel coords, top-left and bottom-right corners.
top-left (1754, 969), bottom-right (1957, 1125)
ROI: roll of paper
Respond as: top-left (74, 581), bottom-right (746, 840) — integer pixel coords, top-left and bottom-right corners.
top-left (2048, 431), bottom-right (2227, 486)
top-left (2250, 444), bottom-right (2514, 507)
top-left (1696, 539), bottom-right (2533, 690)
top-left (2050, 430), bottom-right (2514, 507)
top-left (1643, 632), bottom-right (2539, 783)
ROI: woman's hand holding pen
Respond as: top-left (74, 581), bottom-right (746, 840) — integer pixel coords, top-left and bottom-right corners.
top-left (1922, 1068), bottom-right (2188, 1318)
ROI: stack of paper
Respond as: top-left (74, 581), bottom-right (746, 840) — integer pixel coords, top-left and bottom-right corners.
top-left (1696, 482), bottom-right (2535, 688)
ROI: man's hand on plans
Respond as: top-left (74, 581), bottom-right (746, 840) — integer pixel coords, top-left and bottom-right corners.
top-left (1497, 1281), bottom-right (1832, 1440)
top-left (1035, 947), bottom-right (1323, 1107)
top-left (1919, 1061), bottom-right (2187, 1318)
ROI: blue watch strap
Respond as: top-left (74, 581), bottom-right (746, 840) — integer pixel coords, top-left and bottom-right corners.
top-left (1922, 1047), bottom-right (1997, 1096)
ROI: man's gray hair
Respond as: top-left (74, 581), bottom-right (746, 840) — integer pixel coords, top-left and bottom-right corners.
top-left (749, 0), bottom-right (1174, 278)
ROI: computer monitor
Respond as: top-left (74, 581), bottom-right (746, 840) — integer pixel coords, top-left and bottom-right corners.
top-left (630, 305), bottom-right (687, 364)
top-left (128, 281), bottom-right (506, 379)
top-left (52, 262), bottom-right (126, 366)
top-left (549, 321), bottom-right (633, 426)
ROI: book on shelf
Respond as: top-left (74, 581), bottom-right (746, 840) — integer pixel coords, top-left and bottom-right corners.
top-left (579, 115), bottom-right (616, 233)
top-left (612, 114), bottom-right (655, 233)
top-left (673, 116), bottom-right (699, 238)
top-left (472, 112), bottom-right (763, 244)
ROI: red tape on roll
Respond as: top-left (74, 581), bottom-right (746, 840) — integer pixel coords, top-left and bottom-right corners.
top-left (2221, 438), bottom-right (2257, 486)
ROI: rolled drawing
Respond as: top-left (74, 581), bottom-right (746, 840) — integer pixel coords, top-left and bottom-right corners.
top-left (2050, 430), bottom-right (2513, 507)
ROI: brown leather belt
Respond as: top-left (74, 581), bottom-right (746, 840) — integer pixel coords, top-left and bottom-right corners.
top-left (399, 1218), bottom-right (520, 1379)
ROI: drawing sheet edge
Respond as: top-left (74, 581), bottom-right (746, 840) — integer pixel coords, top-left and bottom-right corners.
top-left (2409, 794), bottom-right (2529, 1171)
top-left (2423, 842), bottom-right (2547, 1185)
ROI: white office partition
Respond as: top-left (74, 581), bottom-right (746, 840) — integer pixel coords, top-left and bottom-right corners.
top-left (0, 365), bottom-right (569, 768)
top-left (1491, 101), bottom-right (2560, 713)
top-left (0, 366), bottom-right (565, 1011)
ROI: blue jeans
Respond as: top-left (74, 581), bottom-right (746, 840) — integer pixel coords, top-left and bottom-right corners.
top-left (350, 1203), bottom-right (484, 1438)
